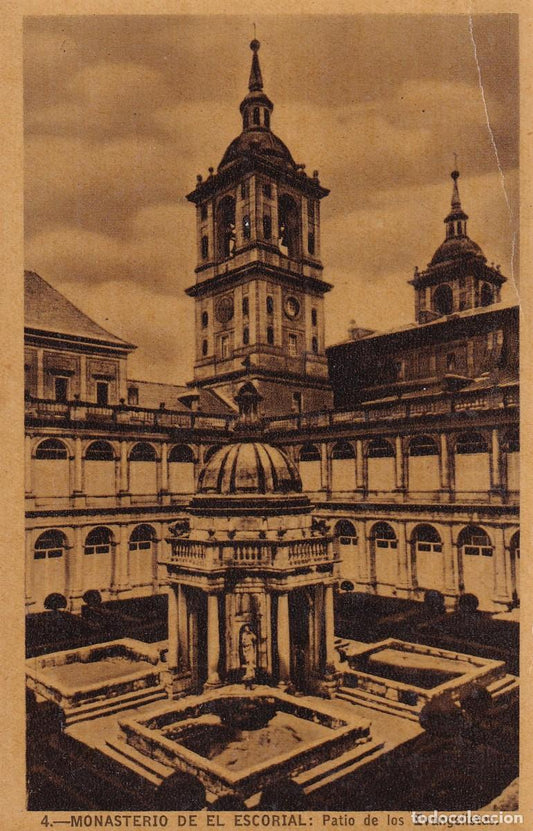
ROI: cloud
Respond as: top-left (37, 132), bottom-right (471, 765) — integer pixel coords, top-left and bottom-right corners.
top-left (24, 15), bottom-right (519, 384)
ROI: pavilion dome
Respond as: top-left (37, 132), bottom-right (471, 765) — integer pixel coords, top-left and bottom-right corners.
top-left (198, 442), bottom-right (302, 495)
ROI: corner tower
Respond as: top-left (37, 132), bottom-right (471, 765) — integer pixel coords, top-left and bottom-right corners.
top-left (410, 169), bottom-right (506, 324)
top-left (186, 40), bottom-right (333, 416)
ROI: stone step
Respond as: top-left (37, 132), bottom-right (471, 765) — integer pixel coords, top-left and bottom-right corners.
top-left (104, 736), bottom-right (174, 785)
top-left (486, 674), bottom-right (519, 701)
top-left (336, 686), bottom-right (420, 722)
top-left (65, 685), bottom-right (168, 725)
top-left (294, 738), bottom-right (385, 793)
top-left (102, 740), bottom-right (168, 787)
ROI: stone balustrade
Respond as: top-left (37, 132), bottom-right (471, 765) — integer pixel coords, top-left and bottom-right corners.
top-left (165, 536), bottom-right (333, 570)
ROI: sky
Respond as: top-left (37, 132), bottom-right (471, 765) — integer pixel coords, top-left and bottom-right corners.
top-left (24, 14), bottom-right (519, 384)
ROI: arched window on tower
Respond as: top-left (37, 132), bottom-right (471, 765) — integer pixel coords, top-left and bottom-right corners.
top-left (278, 194), bottom-right (301, 258)
top-left (216, 196), bottom-right (236, 260)
top-left (480, 283), bottom-right (493, 307)
top-left (433, 284), bottom-right (453, 316)
top-left (264, 109), bottom-right (270, 129)
top-left (253, 107), bottom-right (260, 125)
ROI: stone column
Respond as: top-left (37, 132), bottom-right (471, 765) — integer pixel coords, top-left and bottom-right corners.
top-left (442, 524), bottom-right (459, 601)
top-left (355, 439), bottom-right (365, 491)
top-left (490, 429), bottom-right (502, 491)
top-left (395, 436), bottom-right (406, 491)
top-left (68, 525), bottom-right (85, 609)
top-left (439, 433), bottom-right (453, 496)
top-left (277, 592), bottom-right (291, 685)
top-left (205, 592), bottom-right (221, 687)
top-left (177, 584), bottom-right (189, 670)
top-left (492, 526), bottom-right (512, 607)
top-left (118, 440), bottom-right (130, 503)
top-left (160, 441), bottom-right (169, 504)
top-left (396, 523), bottom-right (412, 596)
top-left (320, 443), bottom-right (330, 493)
top-left (36, 349), bottom-right (44, 398)
top-left (324, 584), bottom-right (336, 672)
top-left (25, 435), bottom-right (33, 498)
top-left (25, 529), bottom-right (34, 608)
top-left (73, 437), bottom-right (84, 496)
top-left (113, 523), bottom-right (130, 593)
top-left (167, 585), bottom-right (179, 671)
top-left (79, 355), bottom-right (87, 400)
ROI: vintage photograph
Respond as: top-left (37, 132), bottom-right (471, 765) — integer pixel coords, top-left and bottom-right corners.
top-left (23, 13), bottom-right (520, 814)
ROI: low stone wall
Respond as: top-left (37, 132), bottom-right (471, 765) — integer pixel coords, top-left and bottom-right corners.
top-left (26, 638), bottom-right (163, 711)
top-left (119, 690), bottom-right (371, 798)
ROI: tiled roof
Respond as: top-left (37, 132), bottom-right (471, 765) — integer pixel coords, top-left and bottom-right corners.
top-left (25, 270), bottom-right (135, 348)
top-left (128, 379), bottom-right (235, 414)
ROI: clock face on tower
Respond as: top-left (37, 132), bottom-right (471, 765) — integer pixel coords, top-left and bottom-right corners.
top-left (215, 295), bottom-right (234, 324)
top-left (284, 296), bottom-right (301, 320)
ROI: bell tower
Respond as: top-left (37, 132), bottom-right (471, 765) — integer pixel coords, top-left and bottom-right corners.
top-left (410, 169), bottom-right (506, 324)
top-left (185, 40), bottom-right (333, 416)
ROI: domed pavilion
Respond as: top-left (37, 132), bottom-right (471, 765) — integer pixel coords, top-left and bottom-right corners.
top-left (161, 387), bottom-right (339, 694)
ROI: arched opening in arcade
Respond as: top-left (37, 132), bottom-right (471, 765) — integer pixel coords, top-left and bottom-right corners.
top-left (129, 524), bottom-right (157, 587)
top-left (129, 442), bottom-right (158, 499)
top-left (33, 529), bottom-right (68, 608)
top-left (370, 521), bottom-right (398, 590)
top-left (454, 432), bottom-right (490, 494)
top-left (331, 441), bottom-right (356, 492)
top-left (457, 525), bottom-right (494, 611)
top-left (34, 438), bottom-right (70, 501)
top-left (85, 440), bottom-right (115, 499)
top-left (367, 438), bottom-right (395, 493)
top-left (83, 526), bottom-right (114, 594)
top-left (411, 524), bottom-right (444, 592)
top-left (298, 443), bottom-right (321, 492)
top-left (334, 520), bottom-right (358, 585)
top-left (168, 444), bottom-right (195, 494)
top-left (408, 435), bottom-right (440, 493)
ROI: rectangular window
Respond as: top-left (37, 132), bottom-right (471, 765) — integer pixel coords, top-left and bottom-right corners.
top-left (263, 184), bottom-right (272, 198)
top-left (128, 386), bottom-right (139, 406)
top-left (288, 334), bottom-right (298, 356)
top-left (54, 376), bottom-right (68, 402)
top-left (292, 392), bottom-right (303, 413)
top-left (96, 381), bottom-right (109, 405)
top-left (243, 215), bottom-right (251, 239)
top-left (221, 335), bottom-right (230, 359)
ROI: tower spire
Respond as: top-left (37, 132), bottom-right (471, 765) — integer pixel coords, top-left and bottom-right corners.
top-left (444, 165), bottom-right (468, 239)
top-left (248, 37), bottom-right (263, 91)
top-left (451, 166), bottom-right (462, 211)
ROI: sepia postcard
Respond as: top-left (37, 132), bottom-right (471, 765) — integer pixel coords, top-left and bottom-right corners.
top-left (1, 1), bottom-right (531, 829)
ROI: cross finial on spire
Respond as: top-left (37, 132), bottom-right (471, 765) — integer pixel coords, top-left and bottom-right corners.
top-left (453, 151), bottom-right (458, 169)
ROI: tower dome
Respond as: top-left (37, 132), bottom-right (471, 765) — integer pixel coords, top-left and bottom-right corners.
top-left (218, 39), bottom-right (297, 172)
top-left (198, 442), bottom-right (302, 495)
top-left (428, 169), bottom-right (486, 266)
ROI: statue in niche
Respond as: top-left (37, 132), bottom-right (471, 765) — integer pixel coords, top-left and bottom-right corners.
top-left (240, 624), bottom-right (258, 690)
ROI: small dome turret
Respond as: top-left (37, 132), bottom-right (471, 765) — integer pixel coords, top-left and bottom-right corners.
top-left (429, 169), bottom-right (486, 266)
